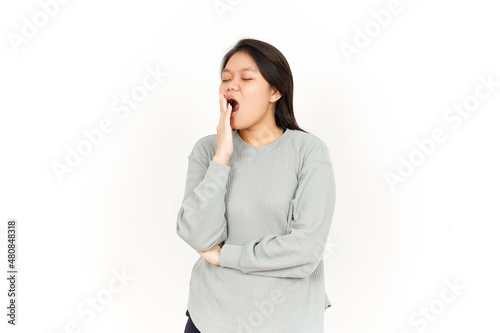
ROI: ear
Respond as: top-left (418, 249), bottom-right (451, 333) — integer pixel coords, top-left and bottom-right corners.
top-left (270, 87), bottom-right (282, 103)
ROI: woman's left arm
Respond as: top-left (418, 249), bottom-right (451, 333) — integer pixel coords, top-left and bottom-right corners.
top-left (219, 140), bottom-right (336, 278)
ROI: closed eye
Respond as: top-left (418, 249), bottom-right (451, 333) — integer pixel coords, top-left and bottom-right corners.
top-left (222, 78), bottom-right (252, 82)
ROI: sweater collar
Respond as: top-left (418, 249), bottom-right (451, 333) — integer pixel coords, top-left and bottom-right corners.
top-left (232, 128), bottom-right (292, 153)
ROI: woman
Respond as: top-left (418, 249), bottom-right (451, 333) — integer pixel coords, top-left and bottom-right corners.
top-left (176, 38), bottom-right (336, 332)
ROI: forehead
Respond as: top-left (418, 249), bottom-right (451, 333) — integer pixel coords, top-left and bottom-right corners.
top-left (222, 52), bottom-right (259, 74)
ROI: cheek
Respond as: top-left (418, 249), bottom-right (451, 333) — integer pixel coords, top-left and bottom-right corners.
top-left (247, 86), bottom-right (267, 101)
top-left (254, 89), bottom-right (272, 106)
top-left (244, 91), bottom-right (269, 115)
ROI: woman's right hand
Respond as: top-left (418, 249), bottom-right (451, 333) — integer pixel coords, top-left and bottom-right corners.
top-left (214, 94), bottom-right (234, 164)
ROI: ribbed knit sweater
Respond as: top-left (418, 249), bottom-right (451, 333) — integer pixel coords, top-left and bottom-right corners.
top-left (176, 128), bottom-right (336, 333)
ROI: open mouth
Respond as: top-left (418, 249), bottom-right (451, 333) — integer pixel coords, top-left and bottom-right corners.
top-left (227, 98), bottom-right (239, 112)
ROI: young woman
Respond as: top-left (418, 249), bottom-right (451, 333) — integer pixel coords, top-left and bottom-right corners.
top-left (176, 38), bottom-right (336, 333)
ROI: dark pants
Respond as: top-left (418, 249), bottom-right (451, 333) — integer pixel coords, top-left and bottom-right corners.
top-left (184, 310), bottom-right (201, 333)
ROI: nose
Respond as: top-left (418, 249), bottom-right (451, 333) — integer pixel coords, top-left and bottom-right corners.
top-left (225, 80), bottom-right (238, 91)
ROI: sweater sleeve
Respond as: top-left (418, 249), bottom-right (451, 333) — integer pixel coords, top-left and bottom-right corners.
top-left (219, 141), bottom-right (336, 279)
top-left (176, 140), bottom-right (231, 252)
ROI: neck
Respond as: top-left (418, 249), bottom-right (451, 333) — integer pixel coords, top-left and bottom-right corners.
top-left (238, 126), bottom-right (284, 147)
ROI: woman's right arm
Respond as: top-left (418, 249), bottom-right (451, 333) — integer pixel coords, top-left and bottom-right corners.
top-left (175, 94), bottom-right (234, 252)
top-left (176, 148), bottom-right (231, 252)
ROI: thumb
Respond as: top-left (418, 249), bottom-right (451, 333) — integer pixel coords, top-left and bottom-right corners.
top-left (226, 103), bottom-right (232, 122)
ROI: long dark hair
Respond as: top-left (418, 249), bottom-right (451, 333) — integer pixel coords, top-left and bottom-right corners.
top-left (220, 38), bottom-right (309, 133)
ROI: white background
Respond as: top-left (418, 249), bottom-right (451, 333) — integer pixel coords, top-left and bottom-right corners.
top-left (1, 0), bottom-right (499, 332)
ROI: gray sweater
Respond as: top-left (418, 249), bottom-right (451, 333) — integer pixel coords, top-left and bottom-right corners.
top-left (176, 128), bottom-right (336, 332)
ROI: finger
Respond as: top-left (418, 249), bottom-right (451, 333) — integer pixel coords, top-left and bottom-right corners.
top-left (219, 94), bottom-right (226, 122)
top-left (219, 94), bottom-right (224, 112)
top-left (222, 95), bottom-right (228, 113)
top-left (219, 94), bottom-right (224, 110)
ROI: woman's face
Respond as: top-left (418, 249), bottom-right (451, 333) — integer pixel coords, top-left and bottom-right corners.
top-left (219, 51), bottom-right (281, 129)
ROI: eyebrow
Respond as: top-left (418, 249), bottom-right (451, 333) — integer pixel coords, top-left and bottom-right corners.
top-left (222, 67), bottom-right (258, 74)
